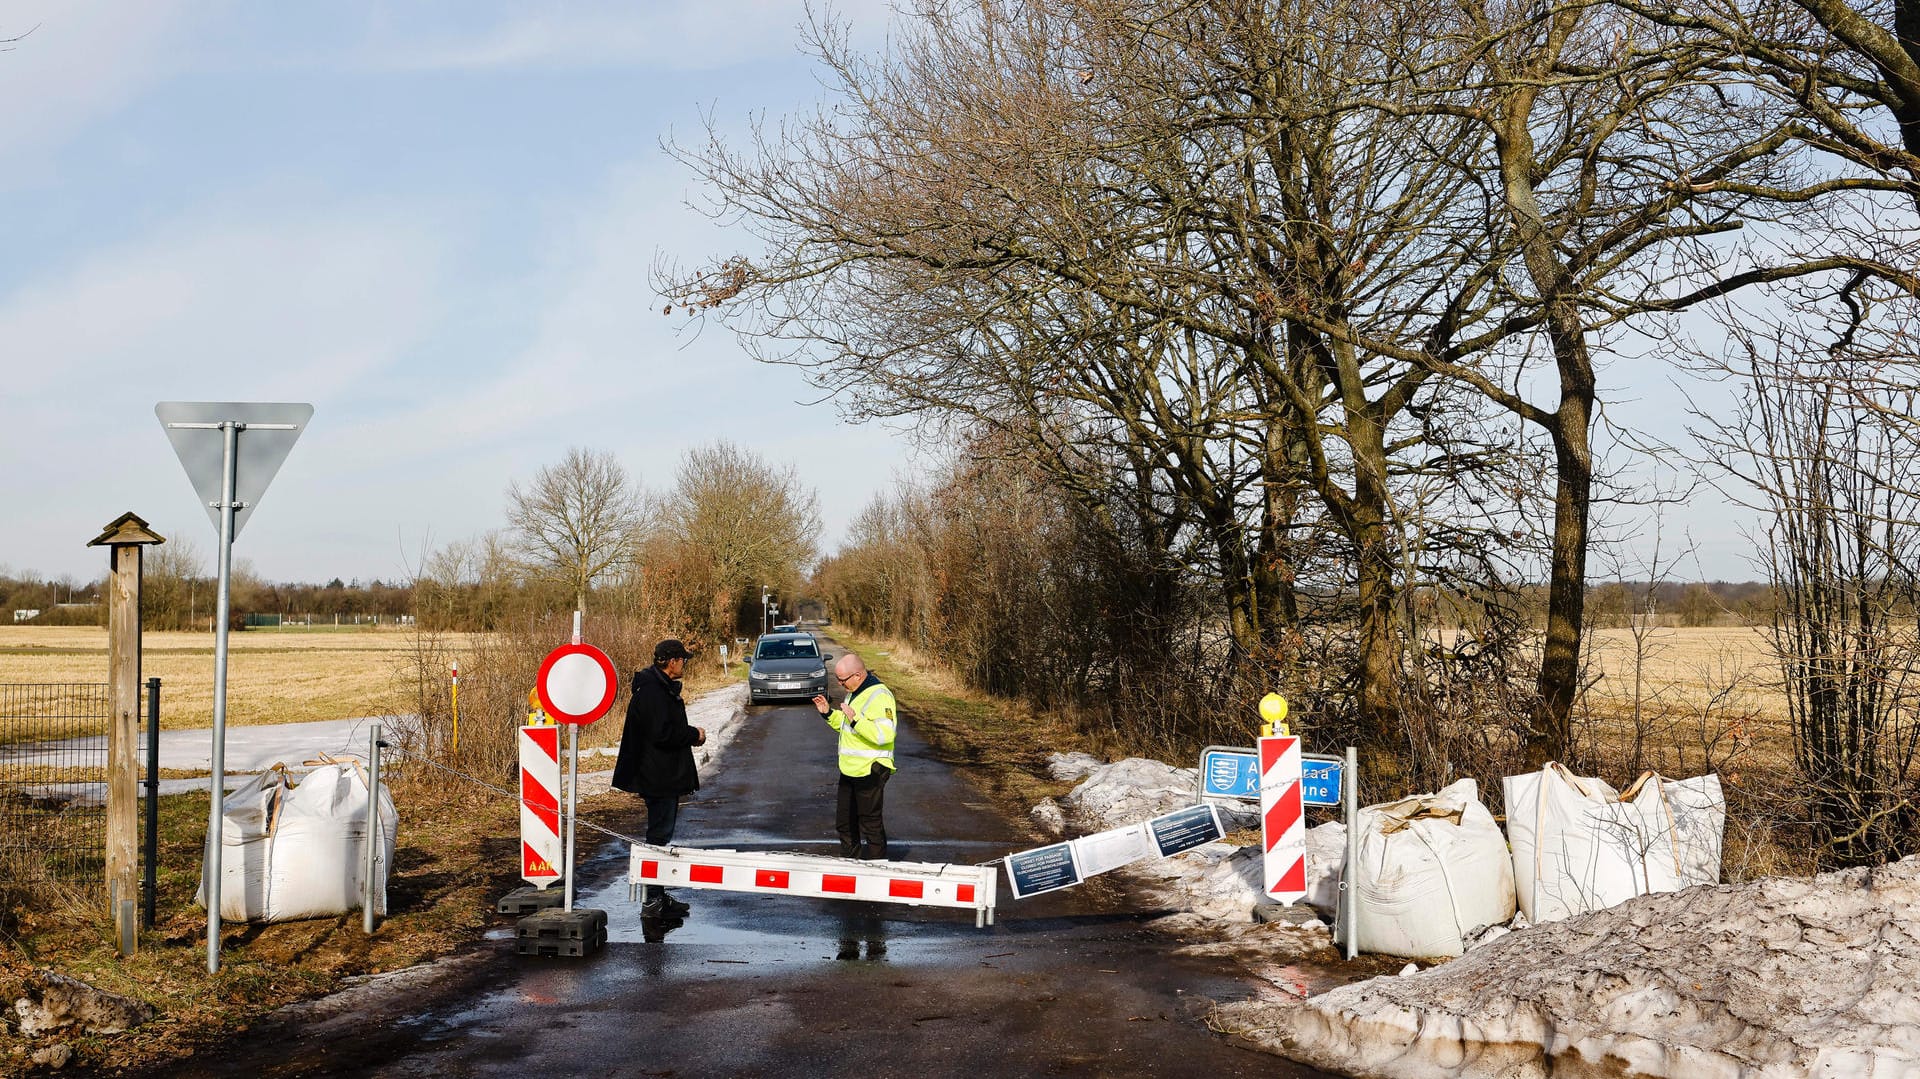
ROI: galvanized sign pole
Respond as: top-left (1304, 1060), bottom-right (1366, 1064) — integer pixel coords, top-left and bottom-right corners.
top-left (157, 402), bottom-right (311, 974)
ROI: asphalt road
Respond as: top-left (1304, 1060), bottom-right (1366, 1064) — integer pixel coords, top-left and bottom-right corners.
top-left (153, 675), bottom-right (1328, 1078)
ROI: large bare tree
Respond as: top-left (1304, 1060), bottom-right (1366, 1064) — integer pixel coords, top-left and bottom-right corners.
top-left (664, 0), bottom-right (1916, 763)
top-left (662, 440), bottom-right (821, 639)
top-left (505, 447), bottom-right (646, 615)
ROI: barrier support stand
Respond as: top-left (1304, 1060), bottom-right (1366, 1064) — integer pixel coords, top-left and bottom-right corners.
top-left (1342, 744), bottom-right (1359, 961)
top-left (364, 722), bottom-right (383, 934)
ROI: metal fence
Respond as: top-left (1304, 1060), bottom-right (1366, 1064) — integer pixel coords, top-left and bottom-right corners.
top-left (0, 683), bottom-right (112, 899)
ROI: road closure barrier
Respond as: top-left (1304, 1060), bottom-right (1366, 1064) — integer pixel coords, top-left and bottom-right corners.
top-left (629, 845), bottom-right (1000, 928)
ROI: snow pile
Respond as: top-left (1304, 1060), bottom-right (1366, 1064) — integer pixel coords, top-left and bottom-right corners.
top-left (1057, 755), bottom-right (1197, 823)
top-left (1047, 751), bottom-right (1103, 782)
top-left (1052, 754), bottom-right (1257, 833)
top-left (1043, 753), bottom-right (1273, 917)
top-left (1216, 855), bottom-right (1920, 1077)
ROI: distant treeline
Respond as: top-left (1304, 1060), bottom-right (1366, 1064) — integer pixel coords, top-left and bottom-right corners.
top-left (1, 567), bottom-right (412, 631)
top-left (0, 566), bottom-right (1780, 633)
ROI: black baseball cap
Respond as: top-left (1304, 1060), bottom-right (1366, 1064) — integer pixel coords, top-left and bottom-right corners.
top-left (653, 638), bottom-right (694, 662)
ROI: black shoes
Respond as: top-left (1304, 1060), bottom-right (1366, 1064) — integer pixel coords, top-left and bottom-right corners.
top-left (641, 888), bottom-right (690, 917)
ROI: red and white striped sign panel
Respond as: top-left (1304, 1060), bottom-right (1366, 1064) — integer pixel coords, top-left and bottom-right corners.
top-left (1260, 734), bottom-right (1307, 902)
top-left (629, 845), bottom-right (1000, 928)
top-left (520, 725), bottom-right (562, 888)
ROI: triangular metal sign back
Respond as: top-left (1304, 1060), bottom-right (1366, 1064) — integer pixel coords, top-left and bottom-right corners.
top-left (155, 402), bottom-right (314, 540)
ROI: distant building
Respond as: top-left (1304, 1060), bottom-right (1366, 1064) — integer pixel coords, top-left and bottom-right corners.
top-left (12, 609), bottom-right (41, 622)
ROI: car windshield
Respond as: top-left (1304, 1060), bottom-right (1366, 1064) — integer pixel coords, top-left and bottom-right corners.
top-left (755, 638), bottom-right (819, 661)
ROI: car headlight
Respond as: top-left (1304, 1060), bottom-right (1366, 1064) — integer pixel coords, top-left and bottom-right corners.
top-left (750, 671), bottom-right (768, 680)
top-left (810, 668), bottom-right (826, 678)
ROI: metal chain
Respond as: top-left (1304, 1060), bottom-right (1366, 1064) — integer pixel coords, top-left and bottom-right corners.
top-left (386, 746), bottom-right (1008, 863)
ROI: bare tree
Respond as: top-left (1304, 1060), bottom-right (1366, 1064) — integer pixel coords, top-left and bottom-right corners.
top-left (505, 447), bottom-right (646, 615)
top-left (143, 535), bottom-right (204, 631)
top-left (662, 0), bottom-right (1541, 741)
top-left (662, 440), bottom-right (821, 640)
top-left (1692, 306), bottom-right (1920, 866)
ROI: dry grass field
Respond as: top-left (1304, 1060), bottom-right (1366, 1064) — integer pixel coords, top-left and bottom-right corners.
top-left (1582, 625), bottom-right (1780, 714)
top-left (1577, 625), bottom-right (1789, 768)
top-left (0, 624), bottom-right (466, 738)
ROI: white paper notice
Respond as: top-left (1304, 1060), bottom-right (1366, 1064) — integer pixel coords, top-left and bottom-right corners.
top-left (1072, 823), bottom-right (1155, 876)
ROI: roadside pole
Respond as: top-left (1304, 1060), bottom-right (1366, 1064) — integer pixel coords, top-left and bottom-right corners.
top-left (1342, 744), bottom-right (1359, 960)
top-left (364, 722), bottom-right (383, 934)
top-left (87, 512), bottom-right (165, 956)
top-left (518, 617), bottom-right (617, 957)
top-left (157, 402), bottom-right (312, 974)
top-left (565, 611), bottom-right (582, 912)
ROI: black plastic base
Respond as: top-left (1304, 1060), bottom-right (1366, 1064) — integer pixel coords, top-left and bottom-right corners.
top-left (516, 907), bottom-right (608, 957)
top-left (496, 885), bottom-right (567, 916)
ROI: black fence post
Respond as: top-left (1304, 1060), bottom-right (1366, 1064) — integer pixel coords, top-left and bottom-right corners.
top-left (143, 676), bottom-right (160, 930)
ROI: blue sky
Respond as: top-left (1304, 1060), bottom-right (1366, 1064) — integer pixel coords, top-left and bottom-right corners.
top-left (0, 0), bottom-right (916, 585)
top-left (0, 1), bottom-right (1762, 587)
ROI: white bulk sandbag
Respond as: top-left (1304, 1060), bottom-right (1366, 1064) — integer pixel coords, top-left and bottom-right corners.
top-left (1652, 772), bottom-right (1725, 889)
top-left (1351, 778), bottom-right (1516, 958)
top-left (198, 760), bottom-right (398, 922)
top-left (269, 762), bottom-right (399, 920)
top-left (195, 768), bottom-right (292, 921)
top-left (1302, 821), bottom-right (1346, 921)
top-left (1504, 764), bottom-right (1725, 924)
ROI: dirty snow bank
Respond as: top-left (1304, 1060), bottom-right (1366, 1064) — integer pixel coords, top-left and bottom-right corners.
top-left (575, 683), bottom-right (748, 797)
top-left (1215, 855), bottom-right (1920, 1078)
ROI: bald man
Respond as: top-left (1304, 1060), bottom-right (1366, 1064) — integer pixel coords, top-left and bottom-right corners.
top-left (811, 653), bottom-right (898, 859)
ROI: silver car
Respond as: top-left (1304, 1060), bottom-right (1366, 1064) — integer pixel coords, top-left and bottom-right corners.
top-left (748, 632), bottom-right (831, 704)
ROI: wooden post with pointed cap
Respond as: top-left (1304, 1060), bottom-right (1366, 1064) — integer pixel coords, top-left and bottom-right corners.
top-left (89, 512), bottom-right (164, 955)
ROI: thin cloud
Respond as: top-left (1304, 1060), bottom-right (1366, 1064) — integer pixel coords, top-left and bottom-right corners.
top-left (359, 0), bottom-right (897, 72)
top-left (0, 0), bottom-right (205, 182)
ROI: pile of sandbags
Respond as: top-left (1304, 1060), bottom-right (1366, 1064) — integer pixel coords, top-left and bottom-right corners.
top-left (1303, 766), bottom-right (1723, 956)
top-left (197, 759), bottom-right (397, 922)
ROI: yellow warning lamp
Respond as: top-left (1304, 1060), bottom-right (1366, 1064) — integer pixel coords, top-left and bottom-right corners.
top-left (1259, 692), bottom-right (1290, 738)
top-left (528, 687), bottom-right (552, 726)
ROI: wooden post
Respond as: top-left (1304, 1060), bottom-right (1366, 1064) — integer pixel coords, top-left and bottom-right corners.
top-left (89, 512), bottom-right (165, 956)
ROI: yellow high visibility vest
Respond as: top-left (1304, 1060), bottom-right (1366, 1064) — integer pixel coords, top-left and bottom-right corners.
top-left (829, 681), bottom-right (897, 777)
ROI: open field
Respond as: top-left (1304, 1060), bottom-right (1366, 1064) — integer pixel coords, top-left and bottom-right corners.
top-left (0, 625), bottom-right (466, 739)
top-left (1578, 625), bottom-right (1788, 770)
top-left (0, 624), bottom-right (745, 750)
top-left (1582, 625), bottom-right (1779, 717)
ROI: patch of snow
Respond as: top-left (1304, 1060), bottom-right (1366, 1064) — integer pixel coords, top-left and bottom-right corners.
top-left (1216, 855), bottom-right (1920, 1077)
top-left (1045, 751), bottom-right (1103, 782)
top-left (1030, 797), bottom-right (1067, 836)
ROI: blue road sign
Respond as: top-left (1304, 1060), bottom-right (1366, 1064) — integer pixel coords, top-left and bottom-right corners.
top-left (1198, 746), bottom-right (1342, 808)
top-left (1300, 758), bottom-right (1343, 808)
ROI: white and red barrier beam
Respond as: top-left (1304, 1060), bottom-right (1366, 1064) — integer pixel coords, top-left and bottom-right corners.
top-left (628, 845), bottom-right (999, 927)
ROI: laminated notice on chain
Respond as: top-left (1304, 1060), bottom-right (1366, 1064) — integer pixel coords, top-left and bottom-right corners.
top-left (1148, 804), bottom-right (1225, 857)
top-left (1072, 823), bottom-right (1155, 876)
top-left (1004, 804), bottom-right (1229, 901)
top-left (1006, 841), bottom-right (1083, 899)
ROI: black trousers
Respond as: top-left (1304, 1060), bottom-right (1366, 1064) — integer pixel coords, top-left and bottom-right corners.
top-left (643, 795), bottom-right (680, 847)
top-left (836, 765), bottom-right (892, 859)
top-left (641, 796), bottom-right (681, 906)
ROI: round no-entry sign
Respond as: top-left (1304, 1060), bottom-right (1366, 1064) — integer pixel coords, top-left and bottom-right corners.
top-left (535, 643), bottom-right (619, 725)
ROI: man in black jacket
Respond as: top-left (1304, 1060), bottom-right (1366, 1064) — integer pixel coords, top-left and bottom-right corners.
top-left (611, 638), bottom-right (705, 917)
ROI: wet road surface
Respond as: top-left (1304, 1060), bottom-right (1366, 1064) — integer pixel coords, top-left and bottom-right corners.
top-left (156, 683), bottom-right (1329, 1078)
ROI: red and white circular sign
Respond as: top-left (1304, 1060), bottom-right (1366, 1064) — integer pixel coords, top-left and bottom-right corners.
top-left (535, 643), bottom-right (618, 725)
